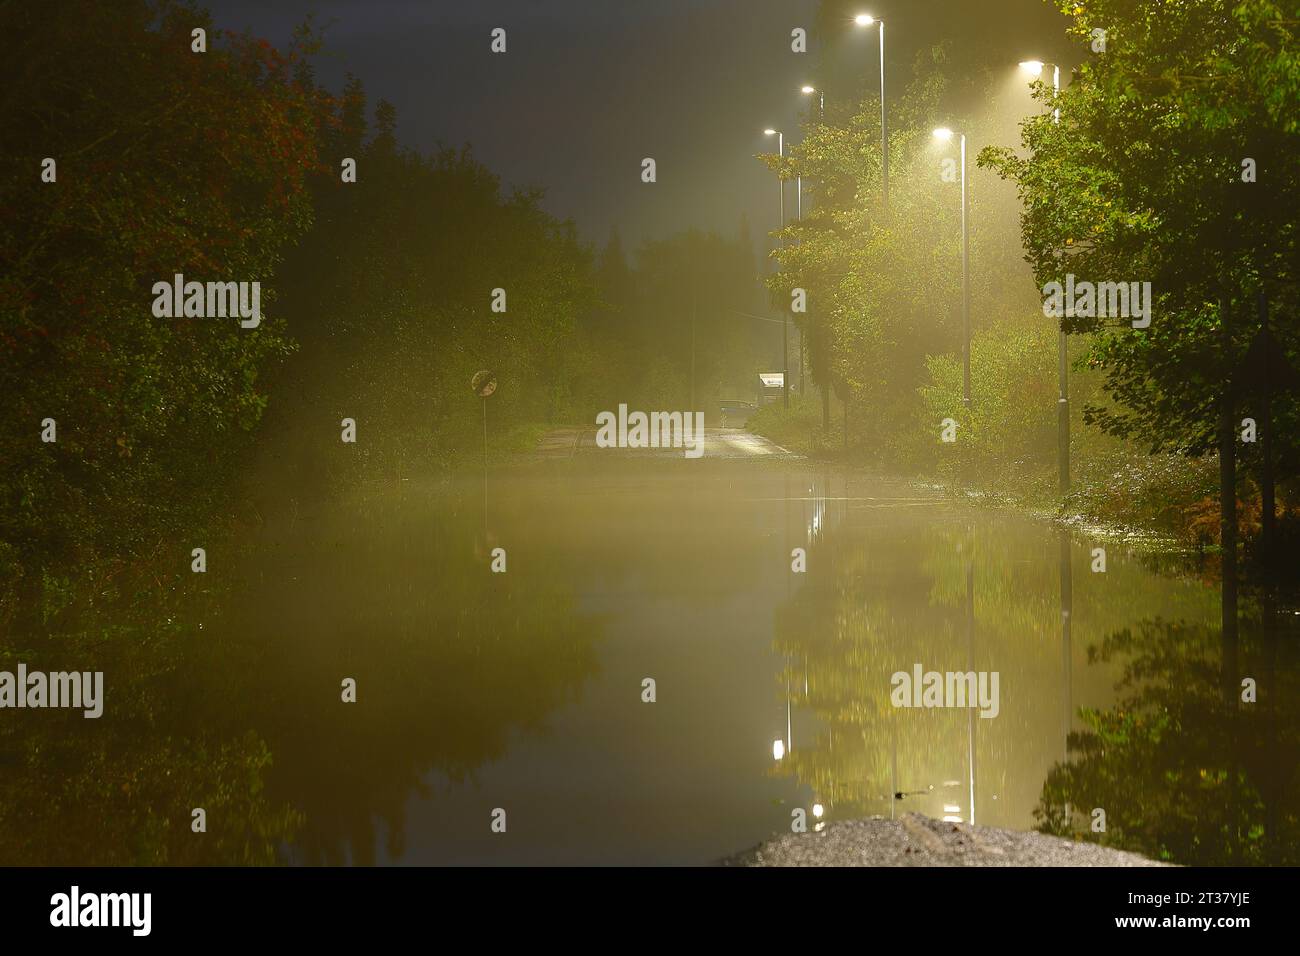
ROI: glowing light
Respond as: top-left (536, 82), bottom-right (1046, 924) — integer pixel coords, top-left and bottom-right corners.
top-left (1019, 60), bottom-right (1045, 77)
top-left (933, 127), bottom-right (954, 141)
top-left (813, 803), bottom-right (825, 818)
top-left (773, 739), bottom-right (786, 761)
top-left (801, 85), bottom-right (816, 94)
top-left (855, 14), bottom-right (876, 26)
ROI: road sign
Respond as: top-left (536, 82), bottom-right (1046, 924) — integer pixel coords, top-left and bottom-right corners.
top-left (472, 370), bottom-right (497, 398)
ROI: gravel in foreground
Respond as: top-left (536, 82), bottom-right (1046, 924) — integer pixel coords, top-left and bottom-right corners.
top-left (723, 813), bottom-right (1170, 867)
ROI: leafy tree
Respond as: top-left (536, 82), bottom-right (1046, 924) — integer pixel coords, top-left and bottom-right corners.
top-left (0, 0), bottom-right (324, 588)
top-left (763, 45), bottom-right (1038, 461)
top-left (981, 0), bottom-right (1300, 525)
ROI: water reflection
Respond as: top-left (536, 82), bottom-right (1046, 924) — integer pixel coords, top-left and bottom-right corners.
top-left (0, 579), bottom-right (302, 865)
top-left (0, 478), bottom-right (601, 865)
top-left (1035, 600), bottom-right (1300, 864)
top-left (769, 470), bottom-right (1227, 851)
top-left (3, 457), bottom-right (1276, 865)
top-left (208, 478), bottom-right (603, 864)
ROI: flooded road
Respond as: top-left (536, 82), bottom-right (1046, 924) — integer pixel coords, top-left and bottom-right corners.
top-left (3, 441), bottom-right (1295, 865)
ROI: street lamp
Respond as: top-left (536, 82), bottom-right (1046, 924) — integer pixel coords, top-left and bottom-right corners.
top-left (854, 14), bottom-right (888, 208)
top-left (800, 84), bottom-right (825, 118)
top-left (1019, 59), bottom-right (1061, 124)
top-left (1021, 59), bottom-right (1068, 492)
top-left (934, 127), bottom-right (971, 408)
top-left (763, 128), bottom-right (785, 230)
top-left (764, 128), bottom-right (790, 410)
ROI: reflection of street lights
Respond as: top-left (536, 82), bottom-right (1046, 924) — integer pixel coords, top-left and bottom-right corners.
top-left (1021, 59), bottom-right (1069, 491)
top-left (1059, 528), bottom-right (1072, 824)
top-left (934, 127), bottom-right (971, 408)
top-left (773, 738), bottom-right (786, 761)
top-left (854, 14), bottom-right (888, 207)
top-left (963, 538), bottom-right (976, 825)
top-left (764, 128), bottom-right (790, 410)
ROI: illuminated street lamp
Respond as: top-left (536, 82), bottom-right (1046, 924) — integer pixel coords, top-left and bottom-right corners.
top-left (1021, 59), bottom-right (1069, 492)
top-left (1019, 59), bottom-right (1061, 124)
top-left (854, 14), bottom-right (888, 208)
top-left (934, 127), bottom-right (971, 408)
top-left (800, 84), bottom-right (824, 118)
top-left (763, 128), bottom-right (785, 234)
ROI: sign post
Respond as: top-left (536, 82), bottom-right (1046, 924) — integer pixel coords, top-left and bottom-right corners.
top-left (471, 370), bottom-right (498, 550)
top-left (471, 370), bottom-right (498, 467)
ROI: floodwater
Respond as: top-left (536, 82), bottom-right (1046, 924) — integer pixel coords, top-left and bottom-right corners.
top-left (3, 441), bottom-right (1296, 865)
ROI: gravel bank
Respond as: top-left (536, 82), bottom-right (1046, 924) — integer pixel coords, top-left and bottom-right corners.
top-left (724, 813), bottom-right (1170, 867)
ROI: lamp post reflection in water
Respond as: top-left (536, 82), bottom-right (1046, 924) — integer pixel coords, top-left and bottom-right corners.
top-left (965, 536), bottom-right (976, 825)
top-left (1060, 528), bottom-right (1073, 828)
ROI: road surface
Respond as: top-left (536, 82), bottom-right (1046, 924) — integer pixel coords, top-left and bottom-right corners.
top-left (534, 425), bottom-right (795, 459)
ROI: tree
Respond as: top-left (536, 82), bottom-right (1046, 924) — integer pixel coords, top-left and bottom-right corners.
top-left (0, 0), bottom-right (325, 587)
top-left (764, 45), bottom-right (1037, 459)
top-left (981, 0), bottom-right (1300, 534)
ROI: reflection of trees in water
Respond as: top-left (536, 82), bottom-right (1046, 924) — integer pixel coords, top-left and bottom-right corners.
top-left (0, 583), bottom-right (302, 865)
top-left (1036, 608), bottom-right (1300, 865)
top-left (228, 481), bottom-right (601, 865)
top-left (770, 485), bottom-right (1219, 829)
top-left (0, 482), bottom-right (601, 865)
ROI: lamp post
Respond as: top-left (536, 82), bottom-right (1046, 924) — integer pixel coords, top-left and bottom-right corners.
top-left (934, 127), bottom-right (971, 408)
top-left (1020, 59), bottom-right (1069, 493)
top-left (854, 14), bottom-right (887, 208)
top-left (764, 128), bottom-right (789, 409)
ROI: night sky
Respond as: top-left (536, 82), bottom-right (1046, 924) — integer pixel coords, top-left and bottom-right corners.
top-left (206, 0), bottom-right (1073, 252)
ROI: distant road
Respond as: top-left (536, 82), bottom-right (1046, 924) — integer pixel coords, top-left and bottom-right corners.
top-left (534, 426), bottom-right (797, 460)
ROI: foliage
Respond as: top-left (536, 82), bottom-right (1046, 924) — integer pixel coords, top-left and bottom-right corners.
top-left (763, 44), bottom-right (1041, 458)
top-left (980, 0), bottom-right (1300, 464)
top-left (0, 1), bottom-right (323, 581)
